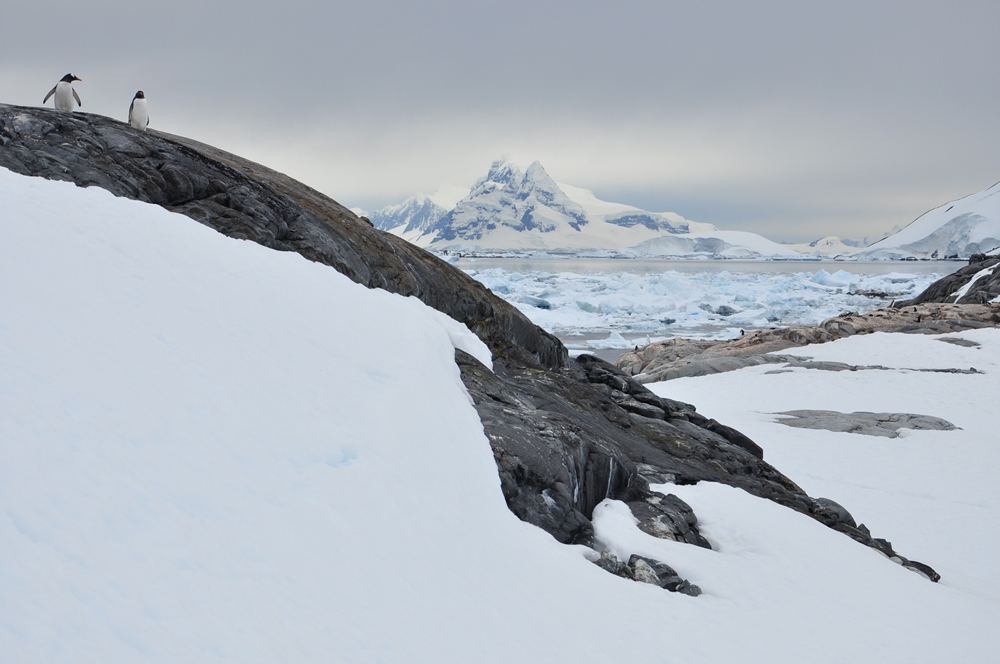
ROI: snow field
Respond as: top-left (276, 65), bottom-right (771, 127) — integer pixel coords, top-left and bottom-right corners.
top-left (2, 167), bottom-right (996, 662)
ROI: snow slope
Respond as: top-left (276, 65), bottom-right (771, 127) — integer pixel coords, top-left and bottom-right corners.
top-left (649, 330), bottom-right (1000, 611)
top-left (857, 181), bottom-right (1000, 259)
top-left (2, 167), bottom-right (995, 662)
top-left (786, 235), bottom-right (864, 257)
top-left (625, 229), bottom-right (805, 259)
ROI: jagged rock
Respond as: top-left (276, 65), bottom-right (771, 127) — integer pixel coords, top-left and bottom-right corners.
top-left (0, 104), bottom-right (564, 371)
top-left (896, 256), bottom-right (1000, 306)
top-left (1, 103), bottom-right (940, 582)
top-left (595, 551), bottom-right (633, 579)
top-left (628, 555), bottom-right (702, 596)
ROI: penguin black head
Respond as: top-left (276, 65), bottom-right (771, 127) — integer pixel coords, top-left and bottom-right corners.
top-left (61, 73), bottom-right (82, 83)
top-left (134, 91), bottom-right (145, 99)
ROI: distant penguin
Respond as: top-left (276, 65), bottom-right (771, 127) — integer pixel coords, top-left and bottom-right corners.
top-left (128, 90), bottom-right (149, 130)
top-left (43, 74), bottom-right (82, 112)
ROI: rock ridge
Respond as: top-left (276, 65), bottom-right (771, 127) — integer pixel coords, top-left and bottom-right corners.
top-left (1, 103), bottom-right (940, 585)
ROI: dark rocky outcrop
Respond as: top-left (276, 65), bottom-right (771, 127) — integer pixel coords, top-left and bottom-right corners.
top-left (0, 104), bottom-right (563, 370)
top-left (895, 254), bottom-right (1000, 306)
top-left (0, 104), bottom-right (940, 585)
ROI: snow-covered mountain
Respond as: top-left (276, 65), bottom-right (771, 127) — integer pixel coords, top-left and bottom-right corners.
top-left (369, 192), bottom-right (451, 236)
top-left (856, 181), bottom-right (1000, 260)
top-left (786, 236), bottom-right (864, 257)
top-left (371, 158), bottom-right (801, 256)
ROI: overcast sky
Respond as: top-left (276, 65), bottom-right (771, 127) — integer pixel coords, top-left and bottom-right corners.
top-left (3, 1), bottom-right (998, 242)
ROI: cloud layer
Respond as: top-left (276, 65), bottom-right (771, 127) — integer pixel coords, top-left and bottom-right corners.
top-left (3, 0), bottom-right (998, 241)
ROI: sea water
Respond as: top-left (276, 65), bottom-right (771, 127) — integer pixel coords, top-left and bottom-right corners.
top-left (457, 258), bottom-right (955, 354)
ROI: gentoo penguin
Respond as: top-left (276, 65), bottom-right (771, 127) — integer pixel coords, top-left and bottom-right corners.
top-left (128, 91), bottom-right (149, 130)
top-left (43, 74), bottom-right (82, 112)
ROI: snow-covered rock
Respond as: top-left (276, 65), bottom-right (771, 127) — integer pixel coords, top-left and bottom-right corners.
top-left (857, 181), bottom-right (1000, 260)
top-left (787, 236), bottom-right (864, 257)
top-left (369, 192), bottom-right (451, 237)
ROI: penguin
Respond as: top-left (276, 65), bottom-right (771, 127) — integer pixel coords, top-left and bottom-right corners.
top-left (43, 74), bottom-right (82, 112)
top-left (128, 90), bottom-right (149, 130)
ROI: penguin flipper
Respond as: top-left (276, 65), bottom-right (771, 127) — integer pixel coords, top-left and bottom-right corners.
top-left (43, 85), bottom-right (57, 104)
top-left (146, 115), bottom-right (150, 128)
top-left (128, 99), bottom-right (135, 118)
top-left (73, 89), bottom-right (82, 107)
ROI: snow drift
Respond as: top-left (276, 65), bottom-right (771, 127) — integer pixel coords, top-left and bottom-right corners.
top-left (2, 166), bottom-right (996, 662)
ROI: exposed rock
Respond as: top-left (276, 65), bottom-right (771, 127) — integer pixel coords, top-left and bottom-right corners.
top-left (618, 302), bottom-right (1000, 383)
top-left (628, 555), bottom-right (701, 596)
top-left (895, 255), bottom-right (1000, 306)
top-left (595, 551), bottom-right (633, 579)
top-left (937, 337), bottom-right (981, 347)
top-left (813, 498), bottom-right (857, 529)
top-left (1, 103), bottom-right (940, 582)
top-left (773, 410), bottom-right (958, 438)
top-left (0, 104), bottom-right (564, 370)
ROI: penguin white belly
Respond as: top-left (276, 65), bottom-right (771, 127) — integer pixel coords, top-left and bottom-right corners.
top-left (129, 98), bottom-right (149, 130)
top-left (53, 82), bottom-right (75, 112)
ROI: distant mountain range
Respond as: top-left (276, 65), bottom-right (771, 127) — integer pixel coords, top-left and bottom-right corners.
top-left (365, 158), bottom-right (805, 257)
top-left (362, 159), bottom-right (1000, 260)
top-left (855, 181), bottom-right (1000, 260)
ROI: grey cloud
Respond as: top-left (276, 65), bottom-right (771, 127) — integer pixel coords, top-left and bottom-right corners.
top-left (2, 1), bottom-right (998, 242)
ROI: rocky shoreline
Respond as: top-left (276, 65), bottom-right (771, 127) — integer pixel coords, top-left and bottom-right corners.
top-left (617, 300), bottom-right (1000, 383)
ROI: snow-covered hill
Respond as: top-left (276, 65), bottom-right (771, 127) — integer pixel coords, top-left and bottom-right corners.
top-left (857, 181), bottom-right (1000, 259)
top-left (4, 166), bottom-right (998, 661)
top-left (786, 236), bottom-right (864, 257)
top-left (371, 158), bottom-right (805, 257)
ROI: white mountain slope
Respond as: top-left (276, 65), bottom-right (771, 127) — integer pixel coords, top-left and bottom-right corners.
top-left (2, 166), bottom-right (998, 661)
top-left (787, 236), bottom-right (864, 257)
top-left (374, 158), bottom-right (800, 256)
top-left (369, 192), bottom-right (451, 237)
top-left (857, 181), bottom-right (1000, 259)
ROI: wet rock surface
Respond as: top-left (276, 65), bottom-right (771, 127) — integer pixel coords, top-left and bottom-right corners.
top-left (774, 410), bottom-right (958, 438)
top-left (1, 104), bottom-right (940, 584)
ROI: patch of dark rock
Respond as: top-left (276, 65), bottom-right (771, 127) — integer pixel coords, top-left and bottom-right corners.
top-left (628, 555), bottom-right (702, 596)
top-left (937, 337), bottom-right (981, 347)
top-left (773, 410), bottom-right (958, 438)
top-left (895, 257), bottom-right (1000, 306)
top-left (592, 552), bottom-right (701, 596)
top-left (785, 360), bottom-right (982, 375)
top-left (812, 497), bottom-right (857, 529)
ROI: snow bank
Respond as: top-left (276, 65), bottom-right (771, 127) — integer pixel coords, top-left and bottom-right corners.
top-left (2, 167), bottom-right (995, 662)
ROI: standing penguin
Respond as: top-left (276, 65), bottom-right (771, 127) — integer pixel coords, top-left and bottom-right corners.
top-left (43, 74), bottom-right (82, 111)
top-left (128, 91), bottom-right (149, 130)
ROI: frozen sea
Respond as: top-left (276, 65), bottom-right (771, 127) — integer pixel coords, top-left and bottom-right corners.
top-left (457, 257), bottom-right (954, 357)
